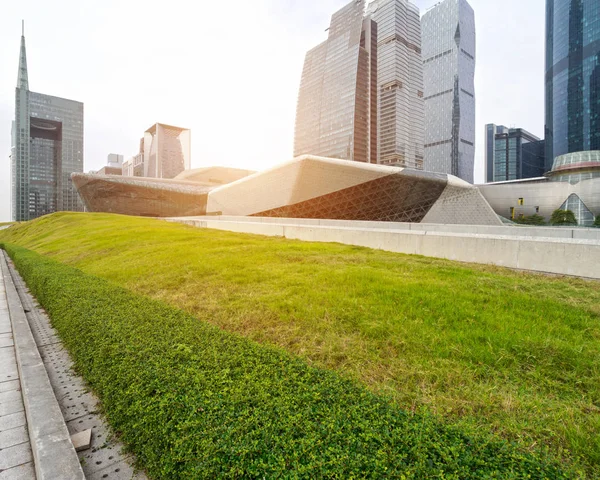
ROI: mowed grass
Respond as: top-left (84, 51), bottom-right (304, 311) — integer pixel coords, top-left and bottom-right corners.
top-left (2, 212), bottom-right (600, 474)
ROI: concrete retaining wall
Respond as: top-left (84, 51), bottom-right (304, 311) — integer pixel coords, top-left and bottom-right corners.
top-left (167, 217), bottom-right (600, 279)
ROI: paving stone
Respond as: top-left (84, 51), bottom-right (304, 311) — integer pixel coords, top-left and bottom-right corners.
top-left (0, 462), bottom-right (35, 480)
top-left (0, 442), bottom-right (32, 471)
top-left (0, 425), bottom-right (28, 450)
top-left (0, 400), bottom-right (24, 417)
top-left (0, 368), bottom-right (18, 384)
top-left (0, 337), bottom-right (14, 348)
top-left (0, 411), bottom-right (26, 432)
top-left (0, 333), bottom-right (12, 339)
top-left (0, 390), bottom-right (21, 405)
top-left (71, 428), bottom-right (92, 452)
top-left (0, 380), bottom-right (20, 393)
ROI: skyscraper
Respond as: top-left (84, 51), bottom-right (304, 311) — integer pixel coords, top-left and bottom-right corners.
top-left (485, 125), bottom-right (546, 183)
top-left (294, 0), bottom-right (378, 163)
top-left (422, 0), bottom-right (476, 184)
top-left (11, 24), bottom-right (84, 221)
top-left (122, 124), bottom-right (191, 179)
top-left (369, 0), bottom-right (424, 169)
top-left (484, 124), bottom-right (508, 183)
top-left (143, 123), bottom-right (191, 179)
top-left (545, 0), bottom-right (600, 171)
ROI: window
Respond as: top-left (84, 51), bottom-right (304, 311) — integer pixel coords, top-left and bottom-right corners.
top-left (518, 198), bottom-right (524, 206)
top-left (510, 207), bottom-right (515, 219)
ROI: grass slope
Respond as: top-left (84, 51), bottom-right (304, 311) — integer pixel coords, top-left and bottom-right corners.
top-left (3, 243), bottom-right (572, 478)
top-left (2, 212), bottom-right (599, 475)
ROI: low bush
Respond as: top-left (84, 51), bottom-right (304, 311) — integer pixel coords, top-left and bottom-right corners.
top-left (514, 214), bottom-right (546, 226)
top-left (2, 243), bottom-right (573, 479)
top-left (594, 216), bottom-right (600, 228)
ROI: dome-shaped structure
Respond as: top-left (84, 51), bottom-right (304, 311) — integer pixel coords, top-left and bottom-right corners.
top-left (548, 151), bottom-right (600, 184)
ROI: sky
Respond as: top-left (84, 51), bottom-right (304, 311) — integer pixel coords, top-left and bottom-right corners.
top-left (0, 0), bottom-right (546, 222)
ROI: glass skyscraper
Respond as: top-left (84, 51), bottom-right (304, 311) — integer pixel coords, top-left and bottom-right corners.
top-left (422, 0), bottom-right (476, 184)
top-left (369, 0), bottom-right (424, 169)
top-left (545, 0), bottom-right (600, 171)
top-left (11, 26), bottom-right (84, 221)
top-left (294, 0), bottom-right (378, 164)
top-left (485, 125), bottom-right (546, 183)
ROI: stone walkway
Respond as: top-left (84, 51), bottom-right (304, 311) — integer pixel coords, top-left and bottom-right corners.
top-left (0, 261), bottom-right (34, 479)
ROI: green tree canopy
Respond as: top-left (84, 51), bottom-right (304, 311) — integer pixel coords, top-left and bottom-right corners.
top-left (550, 209), bottom-right (577, 226)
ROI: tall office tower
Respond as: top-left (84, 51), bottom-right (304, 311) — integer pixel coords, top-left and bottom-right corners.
top-left (10, 24), bottom-right (84, 221)
top-left (485, 125), bottom-right (546, 182)
top-left (294, 0), bottom-right (378, 163)
top-left (422, 0), bottom-right (476, 183)
top-left (545, 0), bottom-right (600, 172)
top-left (369, 0), bottom-right (424, 168)
top-left (143, 123), bottom-right (191, 179)
top-left (484, 124), bottom-right (508, 182)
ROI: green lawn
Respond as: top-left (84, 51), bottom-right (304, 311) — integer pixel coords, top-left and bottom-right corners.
top-left (2, 212), bottom-right (599, 475)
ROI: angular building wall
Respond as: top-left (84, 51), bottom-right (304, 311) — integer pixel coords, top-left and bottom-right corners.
top-left (545, 0), bottom-right (600, 170)
top-left (75, 156), bottom-right (502, 226)
top-left (11, 28), bottom-right (84, 221)
top-left (294, 0), bottom-right (378, 163)
top-left (370, 0), bottom-right (424, 169)
top-left (422, 0), bottom-right (476, 184)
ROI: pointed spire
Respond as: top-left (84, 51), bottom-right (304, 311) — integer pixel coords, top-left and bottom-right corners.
top-left (17, 20), bottom-right (29, 90)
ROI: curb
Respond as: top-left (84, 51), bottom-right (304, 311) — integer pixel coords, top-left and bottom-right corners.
top-left (1, 251), bottom-right (85, 480)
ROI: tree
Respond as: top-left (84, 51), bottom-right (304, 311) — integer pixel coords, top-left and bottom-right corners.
top-left (594, 216), bottom-right (600, 228)
top-left (514, 214), bottom-right (546, 226)
top-left (550, 209), bottom-right (577, 226)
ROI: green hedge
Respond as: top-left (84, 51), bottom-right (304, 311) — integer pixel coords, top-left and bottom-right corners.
top-left (3, 244), bottom-right (572, 479)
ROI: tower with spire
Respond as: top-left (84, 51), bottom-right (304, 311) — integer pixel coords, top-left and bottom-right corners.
top-left (11, 22), bottom-right (85, 221)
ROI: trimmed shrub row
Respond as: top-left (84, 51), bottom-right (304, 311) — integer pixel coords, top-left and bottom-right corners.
top-left (3, 244), bottom-right (573, 479)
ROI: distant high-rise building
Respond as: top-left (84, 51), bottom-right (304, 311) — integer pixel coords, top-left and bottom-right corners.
top-left (484, 124), bottom-right (508, 183)
top-left (422, 0), bottom-right (476, 183)
top-left (545, 0), bottom-right (600, 171)
top-left (122, 124), bottom-right (191, 179)
top-left (143, 123), bottom-right (191, 179)
top-left (10, 24), bottom-right (84, 221)
top-left (369, 0), bottom-right (424, 168)
top-left (294, 0), bottom-right (378, 163)
top-left (485, 125), bottom-right (546, 183)
top-left (93, 154), bottom-right (124, 176)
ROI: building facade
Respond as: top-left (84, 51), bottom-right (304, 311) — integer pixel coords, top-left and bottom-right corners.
top-left (478, 151), bottom-right (600, 226)
top-left (422, 0), bottom-right (476, 184)
top-left (11, 27), bottom-right (84, 221)
top-left (484, 124), bottom-right (508, 183)
top-left (74, 155), bottom-right (502, 226)
top-left (485, 126), bottom-right (546, 183)
top-left (369, 0), bottom-right (424, 168)
top-left (122, 124), bottom-right (190, 179)
top-left (143, 123), bottom-right (191, 179)
top-left (545, 0), bottom-right (600, 171)
top-left (294, 0), bottom-right (378, 164)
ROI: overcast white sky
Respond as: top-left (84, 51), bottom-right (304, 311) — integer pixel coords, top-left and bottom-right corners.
top-left (0, 0), bottom-right (545, 222)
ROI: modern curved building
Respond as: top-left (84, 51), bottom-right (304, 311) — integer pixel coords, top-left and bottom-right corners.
top-left (545, 0), bottom-right (600, 171)
top-left (74, 156), bottom-right (502, 226)
top-left (479, 151), bottom-right (600, 226)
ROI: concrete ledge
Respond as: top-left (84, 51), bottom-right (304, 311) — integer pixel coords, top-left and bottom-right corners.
top-left (1, 251), bottom-right (85, 480)
top-left (167, 217), bottom-right (600, 280)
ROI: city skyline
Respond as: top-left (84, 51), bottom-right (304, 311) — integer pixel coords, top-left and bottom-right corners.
top-left (0, 0), bottom-right (546, 222)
